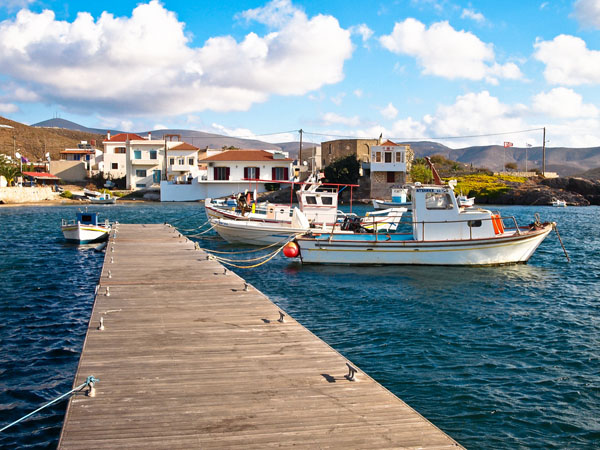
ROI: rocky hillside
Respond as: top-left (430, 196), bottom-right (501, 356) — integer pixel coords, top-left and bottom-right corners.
top-left (0, 116), bottom-right (103, 161)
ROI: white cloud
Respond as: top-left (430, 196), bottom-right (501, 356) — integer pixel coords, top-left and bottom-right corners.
top-left (573, 0), bottom-right (600, 29)
top-left (461, 8), bottom-right (485, 23)
top-left (380, 102), bottom-right (398, 119)
top-left (0, 103), bottom-right (18, 113)
top-left (0, 0), bottom-right (353, 116)
top-left (349, 24), bottom-right (373, 43)
top-left (534, 34), bottom-right (600, 85)
top-left (209, 122), bottom-right (295, 143)
top-left (531, 87), bottom-right (598, 118)
top-left (322, 112), bottom-right (361, 127)
top-left (1, 0), bottom-right (35, 10)
top-left (330, 92), bottom-right (346, 105)
top-left (353, 89), bottom-right (363, 98)
top-left (379, 18), bottom-right (522, 83)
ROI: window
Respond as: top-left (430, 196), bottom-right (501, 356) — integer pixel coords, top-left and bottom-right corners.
top-left (305, 196), bottom-right (317, 204)
top-left (385, 152), bottom-right (392, 163)
top-left (134, 150), bottom-right (141, 159)
top-left (272, 167), bottom-right (289, 180)
top-left (425, 193), bottom-right (453, 210)
top-left (74, 154), bottom-right (81, 161)
top-left (244, 167), bottom-right (260, 180)
top-left (468, 220), bottom-right (482, 227)
top-left (115, 147), bottom-right (126, 154)
top-left (321, 196), bottom-right (333, 205)
top-left (214, 167), bottom-right (230, 180)
top-left (86, 155), bottom-right (91, 161)
top-left (136, 183), bottom-right (146, 188)
top-left (328, 145), bottom-right (332, 155)
top-left (149, 150), bottom-right (157, 160)
top-left (387, 172), bottom-right (395, 183)
top-left (395, 152), bottom-right (403, 163)
top-left (169, 158), bottom-right (175, 165)
top-left (188, 157), bottom-right (195, 165)
top-left (153, 170), bottom-right (161, 183)
top-left (375, 152), bottom-right (382, 163)
top-left (111, 163), bottom-right (118, 170)
top-left (136, 169), bottom-right (147, 177)
top-left (178, 158), bottom-right (185, 165)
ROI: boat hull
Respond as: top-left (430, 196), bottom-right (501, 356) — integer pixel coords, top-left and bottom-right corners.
top-left (295, 225), bottom-right (553, 266)
top-left (61, 224), bottom-right (110, 244)
top-left (213, 219), bottom-right (307, 246)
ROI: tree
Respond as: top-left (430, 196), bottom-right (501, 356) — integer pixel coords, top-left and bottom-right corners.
top-left (410, 162), bottom-right (433, 184)
top-left (0, 154), bottom-right (21, 186)
top-left (505, 162), bottom-right (518, 171)
top-left (323, 155), bottom-right (360, 185)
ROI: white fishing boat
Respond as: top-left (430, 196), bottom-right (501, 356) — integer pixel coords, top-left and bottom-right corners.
top-left (89, 192), bottom-right (116, 204)
top-left (286, 158), bottom-right (554, 266)
top-left (372, 188), bottom-right (411, 209)
top-left (61, 211), bottom-right (111, 244)
top-left (212, 208), bottom-right (311, 245)
top-left (551, 198), bottom-right (566, 207)
top-left (457, 193), bottom-right (475, 207)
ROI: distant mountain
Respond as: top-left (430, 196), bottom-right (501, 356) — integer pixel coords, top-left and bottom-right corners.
top-left (27, 117), bottom-right (600, 176)
top-left (32, 118), bottom-right (111, 135)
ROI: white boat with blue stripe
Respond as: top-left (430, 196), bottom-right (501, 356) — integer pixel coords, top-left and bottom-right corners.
top-left (61, 211), bottom-right (111, 244)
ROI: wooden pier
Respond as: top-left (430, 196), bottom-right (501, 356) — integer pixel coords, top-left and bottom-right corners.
top-left (59, 223), bottom-right (462, 449)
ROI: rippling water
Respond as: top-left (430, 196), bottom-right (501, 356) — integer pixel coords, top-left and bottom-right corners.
top-left (1, 202), bottom-right (598, 449)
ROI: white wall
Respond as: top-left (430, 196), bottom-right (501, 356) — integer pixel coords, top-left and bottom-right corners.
top-left (160, 180), bottom-right (269, 202)
top-left (205, 161), bottom-right (291, 181)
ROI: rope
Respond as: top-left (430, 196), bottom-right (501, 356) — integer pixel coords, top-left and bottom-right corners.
top-left (185, 224), bottom-right (216, 237)
top-left (203, 236), bottom-right (292, 254)
top-left (212, 245), bottom-right (287, 269)
top-left (177, 219), bottom-right (212, 232)
top-left (208, 235), bottom-right (300, 269)
top-left (210, 245), bottom-right (283, 263)
top-left (553, 223), bottom-right (570, 262)
top-left (0, 376), bottom-right (99, 433)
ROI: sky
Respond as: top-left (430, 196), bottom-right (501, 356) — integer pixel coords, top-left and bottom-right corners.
top-left (0, 0), bottom-right (599, 149)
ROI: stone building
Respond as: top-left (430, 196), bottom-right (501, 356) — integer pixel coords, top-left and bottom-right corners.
top-left (369, 140), bottom-right (414, 199)
top-left (320, 139), bottom-right (379, 168)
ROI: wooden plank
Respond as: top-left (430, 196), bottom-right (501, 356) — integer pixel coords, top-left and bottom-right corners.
top-left (58, 223), bottom-right (462, 449)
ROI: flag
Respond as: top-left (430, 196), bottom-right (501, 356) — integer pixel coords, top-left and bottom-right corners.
top-left (503, 142), bottom-right (513, 148)
top-left (21, 156), bottom-right (29, 163)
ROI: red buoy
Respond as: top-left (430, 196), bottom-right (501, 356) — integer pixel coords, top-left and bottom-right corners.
top-left (283, 241), bottom-right (299, 258)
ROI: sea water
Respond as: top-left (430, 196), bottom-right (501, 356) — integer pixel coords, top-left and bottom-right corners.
top-left (0, 203), bottom-right (598, 449)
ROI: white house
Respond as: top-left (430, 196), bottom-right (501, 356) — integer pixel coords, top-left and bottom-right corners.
top-left (166, 142), bottom-right (201, 184)
top-left (369, 140), bottom-right (412, 199)
top-left (160, 149), bottom-right (293, 201)
top-left (102, 132), bottom-right (146, 180)
top-left (60, 142), bottom-right (102, 171)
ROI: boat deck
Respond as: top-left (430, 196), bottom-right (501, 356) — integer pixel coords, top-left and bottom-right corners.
top-left (58, 223), bottom-right (462, 449)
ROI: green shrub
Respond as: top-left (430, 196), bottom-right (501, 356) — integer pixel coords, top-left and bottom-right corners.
top-left (61, 190), bottom-right (73, 199)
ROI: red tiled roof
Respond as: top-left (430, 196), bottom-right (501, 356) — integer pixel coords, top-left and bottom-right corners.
top-left (169, 142), bottom-right (199, 151)
top-left (22, 171), bottom-right (60, 180)
top-left (200, 150), bottom-right (292, 162)
top-left (380, 140), bottom-right (399, 146)
top-left (60, 149), bottom-right (95, 154)
top-left (104, 133), bottom-right (145, 142)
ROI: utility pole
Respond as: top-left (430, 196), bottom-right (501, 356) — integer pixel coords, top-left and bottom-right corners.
top-left (13, 135), bottom-right (16, 157)
top-left (298, 129), bottom-right (303, 166)
top-left (542, 127), bottom-right (546, 176)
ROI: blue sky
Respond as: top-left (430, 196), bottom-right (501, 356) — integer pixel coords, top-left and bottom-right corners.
top-left (0, 0), bottom-right (599, 148)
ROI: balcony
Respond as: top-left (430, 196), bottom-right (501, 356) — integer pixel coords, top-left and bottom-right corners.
top-left (131, 158), bottom-right (159, 166)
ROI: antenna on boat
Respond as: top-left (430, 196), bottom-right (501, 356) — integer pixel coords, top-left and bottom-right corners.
top-left (424, 157), bottom-right (443, 185)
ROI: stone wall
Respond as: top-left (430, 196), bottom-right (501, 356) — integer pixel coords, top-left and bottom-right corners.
top-left (321, 139), bottom-right (378, 167)
top-left (370, 171), bottom-right (407, 199)
top-left (0, 186), bottom-right (61, 204)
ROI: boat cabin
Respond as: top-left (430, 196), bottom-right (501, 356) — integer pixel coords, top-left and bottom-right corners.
top-left (410, 184), bottom-right (499, 241)
top-left (297, 185), bottom-right (339, 225)
top-left (77, 211), bottom-right (101, 226)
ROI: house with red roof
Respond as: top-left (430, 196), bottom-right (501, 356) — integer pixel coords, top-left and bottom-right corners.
top-left (166, 141), bottom-right (202, 184)
top-left (369, 140), bottom-right (413, 199)
top-left (160, 149), bottom-right (293, 201)
top-left (102, 131), bottom-right (149, 181)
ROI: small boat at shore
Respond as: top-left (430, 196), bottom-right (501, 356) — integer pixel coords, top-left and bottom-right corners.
top-left (551, 198), bottom-right (566, 207)
top-left (61, 211), bottom-right (111, 244)
top-left (89, 192), bottom-right (116, 204)
top-left (372, 188), bottom-right (411, 210)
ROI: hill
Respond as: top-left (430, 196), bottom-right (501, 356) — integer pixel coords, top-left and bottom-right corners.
top-left (0, 116), bottom-right (103, 161)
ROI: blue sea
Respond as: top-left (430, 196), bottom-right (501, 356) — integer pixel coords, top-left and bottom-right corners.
top-left (1, 202), bottom-right (599, 449)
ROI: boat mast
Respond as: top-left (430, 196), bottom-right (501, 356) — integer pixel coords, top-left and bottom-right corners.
top-left (424, 156), bottom-right (443, 185)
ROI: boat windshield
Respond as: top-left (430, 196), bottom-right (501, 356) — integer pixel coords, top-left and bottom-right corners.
top-left (425, 192), bottom-right (454, 210)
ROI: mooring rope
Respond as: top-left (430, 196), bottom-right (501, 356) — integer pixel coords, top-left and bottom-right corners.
top-left (185, 224), bottom-right (216, 237)
top-left (203, 236), bottom-right (293, 254)
top-left (553, 223), bottom-right (570, 262)
top-left (211, 245), bottom-right (288, 269)
top-left (177, 219), bottom-right (212, 232)
top-left (207, 235), bottom-right (302, 269)
top-left (0, 376), bottom-right (99, 433)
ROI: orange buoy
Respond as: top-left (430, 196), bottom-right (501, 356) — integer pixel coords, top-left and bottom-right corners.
top-left (283, 241), bottom-right (299, 258)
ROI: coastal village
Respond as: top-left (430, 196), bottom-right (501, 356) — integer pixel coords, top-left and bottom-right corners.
top-left (2, 1), bottom-right (600, 449)
top-left (2, 116), bottom-right (600, 206)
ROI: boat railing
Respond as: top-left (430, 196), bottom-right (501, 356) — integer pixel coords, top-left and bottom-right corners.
top-left (325, 213), bottom-right (521, 242)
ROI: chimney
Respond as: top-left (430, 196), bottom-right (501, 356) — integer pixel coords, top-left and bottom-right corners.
top-left (107, 131), bottom-right (111, 140)
top-left (148, 132), bottom-right (151, 140)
